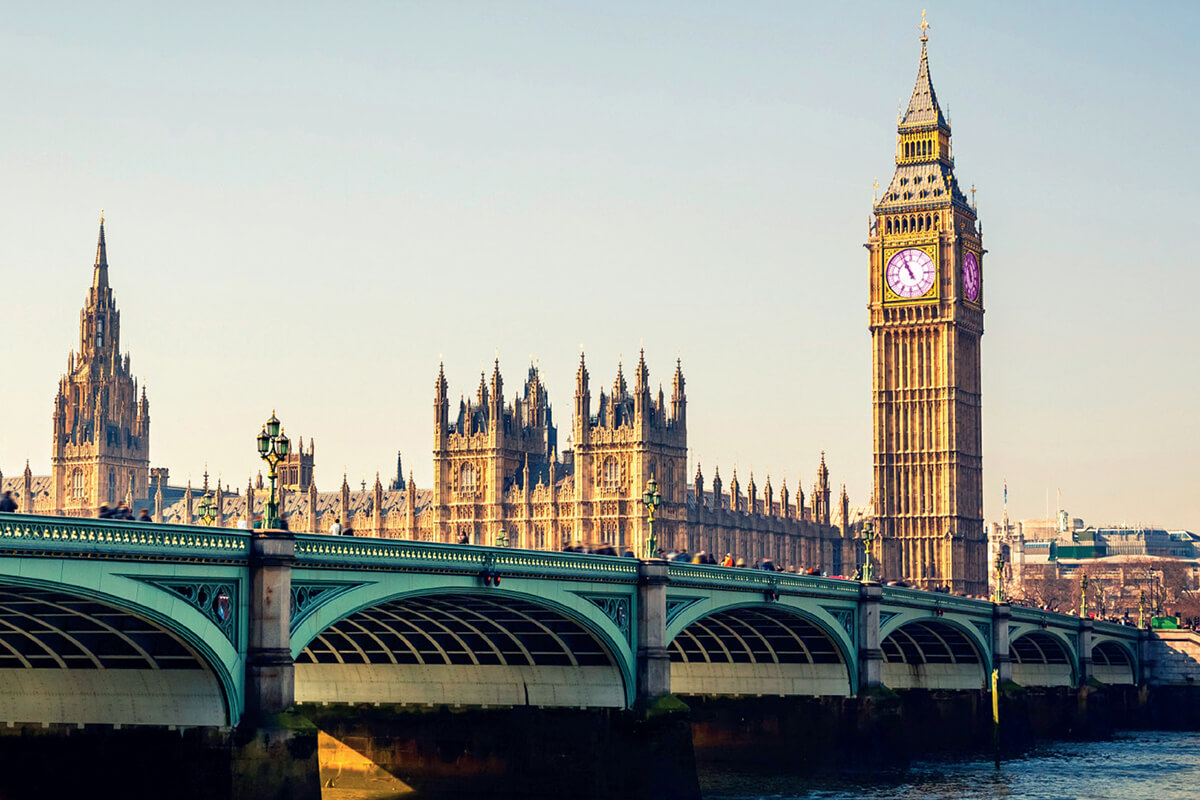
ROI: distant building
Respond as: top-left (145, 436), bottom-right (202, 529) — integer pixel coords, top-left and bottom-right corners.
top-left (989, 510), bottom-right (1200, 616)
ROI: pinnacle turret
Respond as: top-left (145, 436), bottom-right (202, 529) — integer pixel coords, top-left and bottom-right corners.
top-left (92, 212), bottom-right (109, 291)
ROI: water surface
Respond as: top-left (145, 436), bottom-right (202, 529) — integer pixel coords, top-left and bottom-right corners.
top-left (701, 730), bottom-right (1198, 800)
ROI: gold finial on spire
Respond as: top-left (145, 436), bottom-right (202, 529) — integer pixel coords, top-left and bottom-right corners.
top-left (873, 179), bottom-right (879, 203)
top-left (971, 185), bottom-right (977, 208)
top-left (920, 9), bottom-right (930, 42)
top-left (100, 209), bottom-right (105, 225)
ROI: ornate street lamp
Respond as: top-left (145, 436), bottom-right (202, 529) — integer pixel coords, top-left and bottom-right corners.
top-left (1139, 590), bottom-right (1147, 629)
top-left (641, 476), bottom-right (662, 559)
top-left (1079, 573), bottom-right (1089, 618)
top-left (859, 520), bottom-right (876, 583)
top-left (197, 489), bottom-right (217, 527)
top-left (495, 528), bottom-right (510, 548)
top-left (255, 411), bottom-right (290, 530)
top-left (993, 546), bottom-right (1008, 603)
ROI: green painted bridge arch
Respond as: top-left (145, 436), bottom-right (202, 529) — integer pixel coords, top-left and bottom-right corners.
top-left (663, 564), bottom-right (860, 697)
top-left (0, 514), bottom-right (1151, 730)
top-left (0, 518), bottom-right (247, 727)
top-left (287, 568), bottom-right (639, 709)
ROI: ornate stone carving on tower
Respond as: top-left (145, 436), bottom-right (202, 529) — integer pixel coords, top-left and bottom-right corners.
top-left (277, 435), bottom-right (315, 492)
top-left (432, 360), bottom-right (559, 546)
top-left (572, 351), bottom-right (688, 554)
top-left (51, 216), bottom-right (151, 515)
top-left (867, 19), bottom-right (985, 594)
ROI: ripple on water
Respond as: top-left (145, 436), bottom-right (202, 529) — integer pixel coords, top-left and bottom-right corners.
top-left (701, 731), bottom-right (1200, 800)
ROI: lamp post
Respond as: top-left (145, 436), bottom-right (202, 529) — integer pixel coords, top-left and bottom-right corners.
top-left (993, 546), bottom-right (1007, 603)
top-left (641, 476), bottom-right (662, 559)
top-left (1139, 590), bottom-right (1147, 629)
top-left (197, 489), bottom-right (217, 527)
top-left (255, 411), bottom-right (290, 530)
top-left (859, 520), bottom-right (876, 582)
top-left (1079, 573), bottom-right (1089, 618)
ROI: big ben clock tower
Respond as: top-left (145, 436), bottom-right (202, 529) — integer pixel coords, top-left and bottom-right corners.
top-left (867, 17), bottom-right (985, 595)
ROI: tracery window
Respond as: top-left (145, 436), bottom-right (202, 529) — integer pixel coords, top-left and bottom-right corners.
top-left (603, 457), bottom-right (619, 491)
top-left (107, 469), bottom-right (117, 504)
top-left (71, 469), bottom-right (85, 499)
top-left (459, 463), bottom-right (477, 494)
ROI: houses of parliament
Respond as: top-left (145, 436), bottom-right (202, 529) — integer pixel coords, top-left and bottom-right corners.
top-left (2, 25), bottom-right (987, 593)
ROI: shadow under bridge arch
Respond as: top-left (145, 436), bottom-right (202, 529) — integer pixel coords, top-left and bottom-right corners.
top-left (295, 592), bottom-right (628, 708)
top-left (1092, 639), bottom-right (1135, 685)
top-left (668, 605), bottom-right (853, 697)
top-left (0, 583), bottom-right (231, 727)
top-left (881, 619), bottom-right (987, 690)
top-left (1010, 630), bottom-right (1074, 687)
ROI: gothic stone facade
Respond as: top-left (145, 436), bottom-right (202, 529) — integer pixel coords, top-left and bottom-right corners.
top-left (38, 219), bottom-right (151, 515)
top-left (867, 32), bottom-right (985, 593)
top-left (422, 353), bottom-right (856, 571)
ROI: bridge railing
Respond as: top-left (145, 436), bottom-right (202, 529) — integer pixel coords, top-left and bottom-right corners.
top-left (0, 512), bottom-right (250, 561)
top-left (879, 585), bottom-right (990, 615)
top-left (293, 534), bottom-right (641, 581)
top-left (666, 562), bottom-right (862, 598)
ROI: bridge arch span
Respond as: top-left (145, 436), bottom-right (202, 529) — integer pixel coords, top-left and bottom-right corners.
top-left (1092, 638), bottom-right (1136, 685)
top-left (665, 600), bottom-right (856, 697)
top-left (0, 574), bottom-right (239, 727)
top-left (879, 617), bottom-right (989, 690)
top-left (291, 582), bottom-right (635, 708)
top-left (1009, 630), bottom-right (1075, 687)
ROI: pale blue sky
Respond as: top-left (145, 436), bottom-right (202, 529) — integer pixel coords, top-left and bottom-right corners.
top-left (1, 2), bottom-right (1196, 530)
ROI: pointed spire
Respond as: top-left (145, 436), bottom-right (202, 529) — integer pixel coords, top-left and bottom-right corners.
top-left (490, 357), bottom-right (503, 400)
top-left (576, 349), bottom-right (589, 386)
top-left (614, 358), bottom-right (626, 398)
top-left (436, 361), bottom-right (448, 397)
top-left (92, 212), bottom-right (109, 290)
top-left (900, 13), bottom-right (947, 130)
top-left (635, 348), bottom-right (649, 393)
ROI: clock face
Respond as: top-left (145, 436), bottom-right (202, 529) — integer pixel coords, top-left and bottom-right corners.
top-left (886, 248), bottom-right (936, 299)
top-left (962, 251), bottom-right (980, 302)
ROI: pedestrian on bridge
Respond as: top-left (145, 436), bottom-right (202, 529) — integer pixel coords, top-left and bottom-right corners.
top-left (0, 491), bottom-right (16, 513)
top-left (329, 518), bottom-right (343, 536)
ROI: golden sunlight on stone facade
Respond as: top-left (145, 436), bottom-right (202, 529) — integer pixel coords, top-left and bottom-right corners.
top-left (8, 218), bottom-right (152, 516)
top-left (147, 355), bottom-right (862, 573)
top-left (867, 30), bottom-right (985, 594)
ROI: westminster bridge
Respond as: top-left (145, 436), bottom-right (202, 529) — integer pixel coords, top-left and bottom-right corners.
top-left (0, 513), bottom-right (1149, 731)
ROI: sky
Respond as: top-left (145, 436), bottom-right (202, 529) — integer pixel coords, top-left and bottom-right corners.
top-left (1, 2), bottom-right (1197, 531)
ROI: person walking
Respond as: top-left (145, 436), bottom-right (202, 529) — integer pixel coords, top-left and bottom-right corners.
top-left (0, 491), bottom-right (17, 513)
top-left (329, 518), bottom-right (343, 536)
top-left (136, 508), bottom-right (151, 522)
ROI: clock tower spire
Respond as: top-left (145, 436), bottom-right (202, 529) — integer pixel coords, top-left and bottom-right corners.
top-left (866, 17), bottom-right (985, 594)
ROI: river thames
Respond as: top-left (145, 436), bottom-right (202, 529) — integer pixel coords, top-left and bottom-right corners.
top-left (700, 730), bottom-right (1199, 800)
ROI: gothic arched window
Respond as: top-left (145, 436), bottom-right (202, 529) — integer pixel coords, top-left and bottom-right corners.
top-left (71, 469), bottom-right (85, 499)
top-left (603, 457), bottom-right (619, 491)
top-left (459, 463), bottom-right (477, 494)
top-left (107, 469), bottom-right (116, 504)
